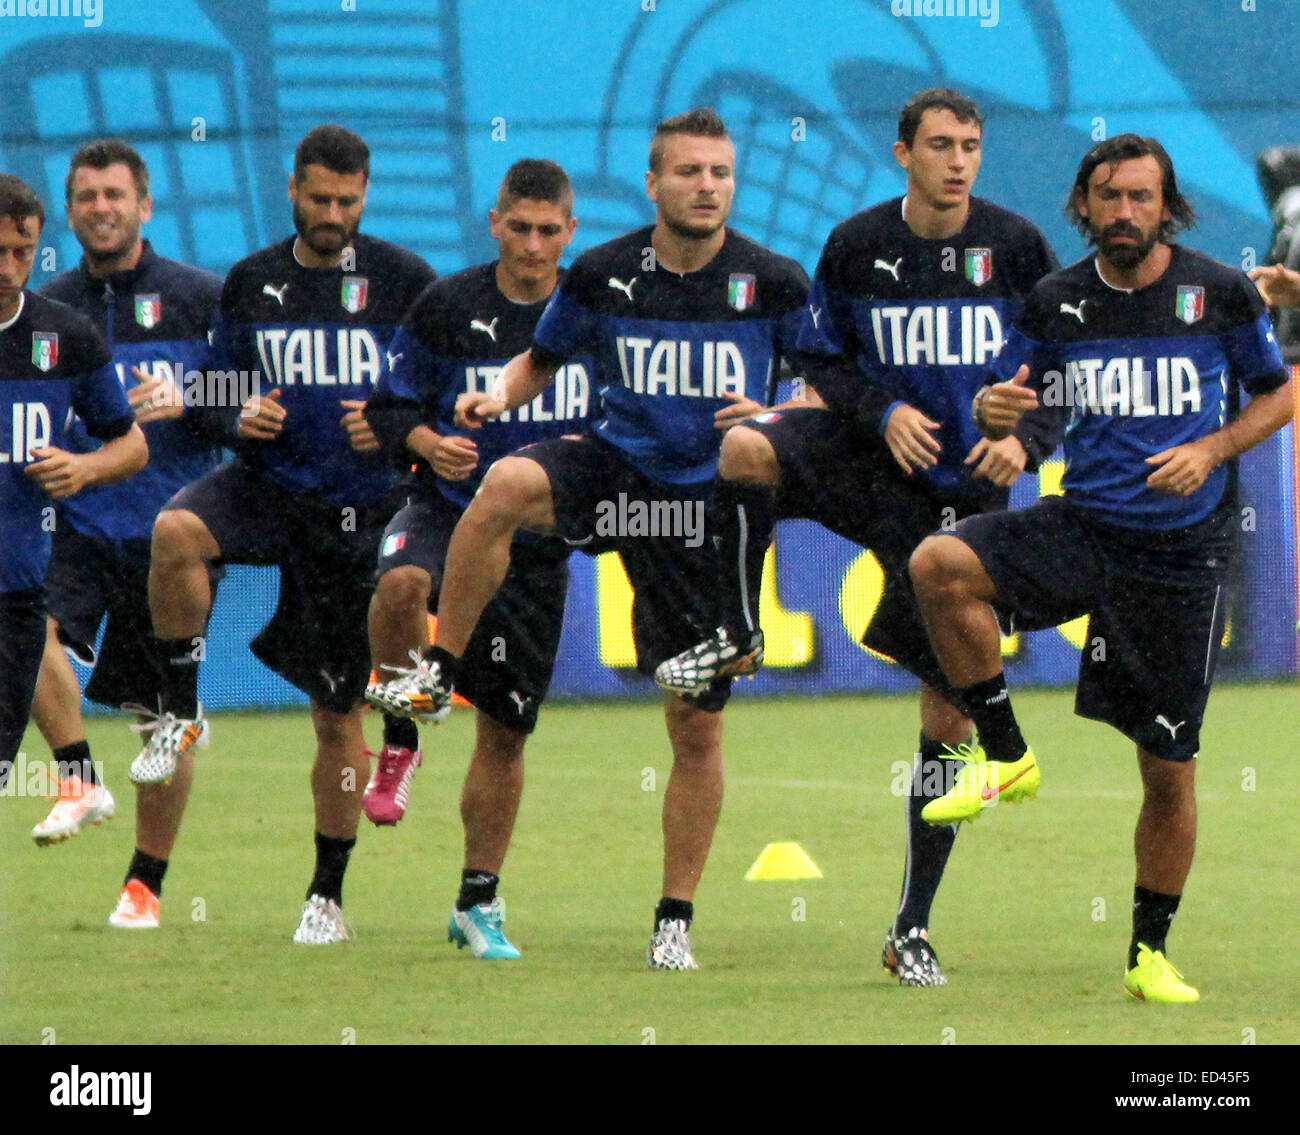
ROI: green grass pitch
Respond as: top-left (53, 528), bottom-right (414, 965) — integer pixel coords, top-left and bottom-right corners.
top-left (2, 683), bottom-right (1295, 1045)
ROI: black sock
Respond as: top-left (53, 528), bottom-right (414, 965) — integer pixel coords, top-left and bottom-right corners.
top-left (153, 636), bottom-right (200, 719)
top-left (54, 740), bottom-right (97, 786)
top-left (421, 643), bottom-right (461, 684)
top-left (713, 478), bottom-right (774, 640)
top-left (1130, 885), bottom-right (1181, 968)
top-left (456, 869), bottom-right (500, 911)
top-left (894, 733), bottom-right (963, 934)
top-left (125, 849), bottom-right (168, 897)
top-left (655, 897), bottom-right (693, 930)
top-left (382, 714), bottom-right (419, 751)
top-left (307, 832), bottom-right (356, 905)
top-left (956, 673), bottom-right (1025, 761)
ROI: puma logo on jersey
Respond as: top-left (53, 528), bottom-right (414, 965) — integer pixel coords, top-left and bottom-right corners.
top-left (608, 276), bottom-right (637, 301)
top-left (263, 283), bottom-right (289, 306)
top-left (808, 305), bottom-right (823, 330)
top-left (385, 350), bottom-right (404, 371)
top-left (874, 258), bottom-right (903, 281)
top-left (470, 317), bottom-right (499, 342)
top-left (1155, 715), bottom-right (1186, 739)
top-left (1060, 299), bottom-right (1088, 323)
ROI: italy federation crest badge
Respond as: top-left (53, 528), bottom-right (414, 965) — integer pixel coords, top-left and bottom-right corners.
top-left (728, 273), bottom-right (756, 311)
top-left (135, 294), bottom-right (161, 329)
top-left (1175, 285), bottom-right (1204, 325)
top-left (964, 248), bottom-right (992, 287)
top-left (32, 332), bottom-right (58, 372)
top-left (341, 276), bottom-right (369, 313)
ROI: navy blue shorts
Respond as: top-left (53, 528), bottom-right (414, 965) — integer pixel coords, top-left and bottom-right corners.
top-left (520, 433), bottom-right (730, 712)
top-left (44, 524), bottom-right (223, 708)
top-left (164, 460), bottom-right (398, 713)
top-left (741, 406), bottom-right (993, 700)
top-left (375, 492), bottom-right (569, 733)
top-left (952, 495), bottom-right (1234, 760)
top-left (1, 588), bottom-right (46, 782)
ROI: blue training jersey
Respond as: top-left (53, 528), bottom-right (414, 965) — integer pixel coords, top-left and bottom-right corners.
top-left (994, 246), bottom-right (1288, 529)
top-left (798, 196), bottom-right (1059, 504)
top-left (39, 241), bottom-right (223, 541)
top-left (366, 261), bottom-right (599, 511)
top-left (0, 292), bottom-right (133, 592)
top-left (208, 234), bottom-right (436, 507)
top-left (530, 226), bottom-right (808, 485)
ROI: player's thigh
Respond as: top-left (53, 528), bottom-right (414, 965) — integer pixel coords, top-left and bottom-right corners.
top-left (747, 407), bottom-right (921, 549)
top-left (0, 589), bottom-right (47, 766)
top-left (252, 498), bottom-right (393, 713)
top-left (472, 451), bottom-right (559, 535)
top-left (85, 540), bottom-right (168, 708)
top-left (42, 525), bottom-right (112, 663)
top-left (505, 434), bottom-right (618, 546)
top-left (160, 462), bottom-right (291, 566)
top-left (458, 543), bottom-right (569, 734)
top-left (949, 497), bottom-right (1100, 630)
top-left (1078, 573), bottom-right (1227, 761)
top-left (374, 495), bottom-right (457, 600)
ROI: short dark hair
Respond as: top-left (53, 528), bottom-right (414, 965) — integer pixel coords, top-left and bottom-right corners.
top-left (65, 138), bottom-right (149, 203)
top-left (649, 108), bottom-right (730, 173)
top-left (1066, 133), bottom-right (1195, 241)
top-left (0, 174), bottom-right (45, 235)
top-left (496, 159), bottom-right (574, 216)
top-left (294, 124), bottom-right (370, 182)
top-left (898, 88), bottom-right (984, 149)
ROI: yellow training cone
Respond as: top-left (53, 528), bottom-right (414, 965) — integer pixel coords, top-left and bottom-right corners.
top-left (744, 841), bottom-right (823, 881)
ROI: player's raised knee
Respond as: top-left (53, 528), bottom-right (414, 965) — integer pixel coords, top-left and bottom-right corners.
top-left (473, 456), bottom-right (553, 525)
top-left (151, 508), bottom-right (216, 566)
top-left (718, 423), bottom-right (779, 485)
top-left (909, 534), bottom-right (971, 598)
top-left (374, 564), bottom-right (431, 613)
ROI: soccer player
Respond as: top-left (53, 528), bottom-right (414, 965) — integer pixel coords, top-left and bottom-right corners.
top-left (909, 134), bottom-right (1292, 1002)
top-left (0, 174), bottom-right (147, 794)
top-left (112, 125), bottom-right (436, 941)
top-left (29, 140), bottom-right (223, 847)
top-left (655, 89), bottom-right (1058, 985)
top-left (398, 109), bottom-right (808, 968)
top-left (361, 159), bottom-right (595, 958)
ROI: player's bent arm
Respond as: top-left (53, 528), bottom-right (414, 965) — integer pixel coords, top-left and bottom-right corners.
top-left (973, 365), bottom-right (1038, 441)
top-left (455, 347), bottom-right (560, 428)
top-left (24, 424), bottom-right (148, 500)
top-left (83, 422), bottom-right (148, 483)
top-left (403, 423), bottom-right (479, 481)
top-left (965, 435), bottom-right (1028, 487)
top-left (1146, 381), bottom-right (1295, 497)
top-left (1204, 379), bottom-right (1295, 463)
